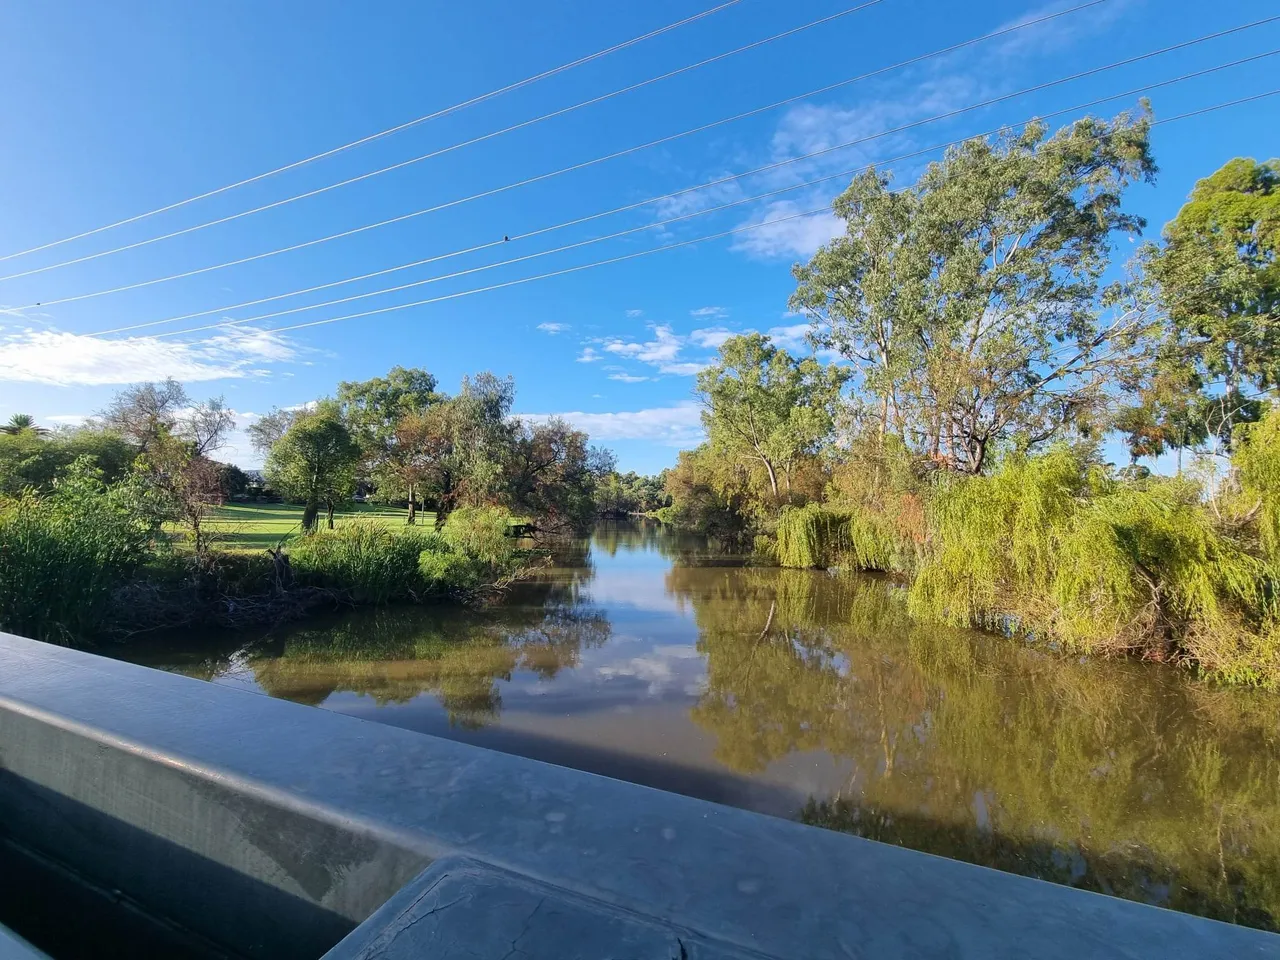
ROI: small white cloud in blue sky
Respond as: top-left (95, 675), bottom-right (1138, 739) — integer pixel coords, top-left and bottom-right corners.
top-left (689, 327), bottom-right (733, 349)
top-left (536, 322), bottom-right (570, 335)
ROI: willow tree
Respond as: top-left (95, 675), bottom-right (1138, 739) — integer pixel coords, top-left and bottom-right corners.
top-left (792, 109), bottom-right (1157, 474)
top-left (696, 333), bottom-right (848, 499)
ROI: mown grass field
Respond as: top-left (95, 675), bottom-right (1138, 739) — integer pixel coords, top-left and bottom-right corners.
top-left (196, 502), bottom-right (433, 553)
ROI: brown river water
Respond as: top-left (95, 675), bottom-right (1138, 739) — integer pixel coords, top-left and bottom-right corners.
top-left (113, 520), bottom-right (1280, 930)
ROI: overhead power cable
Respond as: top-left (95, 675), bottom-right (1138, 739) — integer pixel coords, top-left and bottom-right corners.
top-left (0, 1), bottom-right (895, 280)
top-left (94, 47), bottom-right (1280, 340)
top-left (0, 0), bottom-right (745, 264)
top-left (161, 89), bottom-right (1280, 345)
top-left (25, 14), bottom-right (1278, 313)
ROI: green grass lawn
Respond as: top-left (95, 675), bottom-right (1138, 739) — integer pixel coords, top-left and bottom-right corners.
top-left (198, 502), bottom-right (435, 553)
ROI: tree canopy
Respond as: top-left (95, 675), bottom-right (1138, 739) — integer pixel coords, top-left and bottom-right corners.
top-left (265, 402), bottom-right (362, 532)
top-left (792, 109), bottom-right (1156, 473)
top-left (697, 333), bottom-right (848, 498)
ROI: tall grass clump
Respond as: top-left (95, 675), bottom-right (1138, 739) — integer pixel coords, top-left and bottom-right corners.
top-left (291, 519), bottom-right (447, 603)
top-left (909, 446), bottom-right (1279, 683)
top-left (0, 459), bottom-right (154, 643)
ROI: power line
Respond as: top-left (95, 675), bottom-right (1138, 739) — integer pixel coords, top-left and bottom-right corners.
top-left (24, 15), bottom-right (1278, 313)
top-left (142, 64), bottom-right (1280, 341)
top-left (95, 47), bottom-right (1280, 340)
top-left (92, 12), bottom-right (1149, 339)
top-left (0, 1), bottom-right (896, 281)
top-left (0, 0), bottom-right (745, 265)
top-left (164, 89), bottom-right (1280, 345)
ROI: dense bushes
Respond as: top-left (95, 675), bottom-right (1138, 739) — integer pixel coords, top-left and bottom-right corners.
top-left (0, 477), bottom-right (534, 643)
top-left (767, 429), bottom-right (1280, 685)
top-left (898, 447), bottom-right (1278, 684)
top-left (291, 520), bottom-right (448, 603)
top-left (419, 507), bottom-right (524, 592)
top-left (0, 460), bottom-right (155, 643)
top-left (292, 508), bottom-right (525, 603)
top-left (906, 449), bottom-right (1279, 681)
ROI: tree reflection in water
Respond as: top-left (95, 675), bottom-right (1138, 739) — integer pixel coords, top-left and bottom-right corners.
top-left (667, 565), bottom-right (1280, 931)
top-left (247, 574), bottom-right (610, 728)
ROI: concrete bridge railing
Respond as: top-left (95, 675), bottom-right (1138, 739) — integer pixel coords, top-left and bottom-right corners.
top-left (0, 631), bottom-right (1275, 959)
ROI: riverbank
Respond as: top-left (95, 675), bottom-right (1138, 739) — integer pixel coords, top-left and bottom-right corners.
top-left (0, 484), bottom-right (536, 645)
top-left (665, 436), bottom-right (1280, 688)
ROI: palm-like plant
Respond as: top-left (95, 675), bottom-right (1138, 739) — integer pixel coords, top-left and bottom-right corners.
top-left (1, 414), bottom-right (48, 436)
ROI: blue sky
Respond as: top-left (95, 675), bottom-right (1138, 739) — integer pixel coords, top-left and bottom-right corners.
top-left (0, 0), bottom-right (1276, 473)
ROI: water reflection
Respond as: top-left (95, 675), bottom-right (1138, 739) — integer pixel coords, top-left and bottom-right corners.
top-left (116, 521), bottom-right (1280, 930)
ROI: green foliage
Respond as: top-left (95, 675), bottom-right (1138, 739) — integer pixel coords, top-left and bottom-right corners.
top-left (793, 109), bottom-right (1156, 472)
top-left (337, 365), bottom-right (440, 453)
top-left (1138, 158), bottom-right (1280, 448)
top-left (697, 333), bottom-right (848, 499)
top-left (595, 470), bottom-right (670, 516)
top-left (504, 416), bottom-right (611, 534)
top-left (775, 503), bottom-right (906, 572)
top-left (265, 402), bottom-right (361, 531)
top-left (0, 427), bottom-right (136, 496)
top-left (1, 414), bottom-right (46, 436)
top-left (0, 459), bottom-right (156, 643)
top-left (908, 447), bottom-right (1278, 682)
top-left (290, 520), bottom-right (447, 603)
top-left (1234, 404), bottom-right (1280, 560)
top-left (441, 506), bottom-right (517, 572)
top-left (658, 446), bottom-right (758, 543)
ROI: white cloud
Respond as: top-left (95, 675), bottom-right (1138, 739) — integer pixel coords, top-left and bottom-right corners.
top-left (537, 322), bottom-right (570, 335)
top-left (525, 401), bottom-right (704, 447)
top-left (45, 414), bottom-right (90, 427)
top-left (598, 325), bottom-right (714, 377)
top-left (0, 327), bottom-right (299, 386)
top-left (576, 346), bottom-right (604, 363)
top-left (659, 361), bottom-right (708, 376)
top-left (690, 306), bottom-right (727, 319)
top-left (689, 327), bottom-right (733, 349)
top-left (625, 309), bottom-right (644, 318)
top-left (765, 322), bottom-right (810, 351)
top-left (603, 325), bottom-right (683, 364)
top-left (608, 373), bottom-right (650, 383)
top-left (731, 200), bottom-right (842, 260)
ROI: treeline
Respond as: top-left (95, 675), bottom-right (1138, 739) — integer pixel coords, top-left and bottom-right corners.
top-left (251, 367), bottom-right (615, 535)
top-left (663, 108), bottom-right (1280, 684)
top-left (0, 369), bottom-right (618, 644)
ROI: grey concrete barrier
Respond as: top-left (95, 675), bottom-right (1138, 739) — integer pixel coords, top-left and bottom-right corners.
top-left (0, 631), bottom-right (1276, 959)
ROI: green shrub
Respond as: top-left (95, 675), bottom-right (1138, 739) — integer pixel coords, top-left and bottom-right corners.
top-left (417, 548), bottom-right (482, 593)
top-left (1235, 404), bottom-right (1280, 561)
top-left (291, 520), bottom-right (445, 603)
top-left (441, 506), bottom-right (518, 574)
top-left (0, 460), bottom-right (155, 643)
